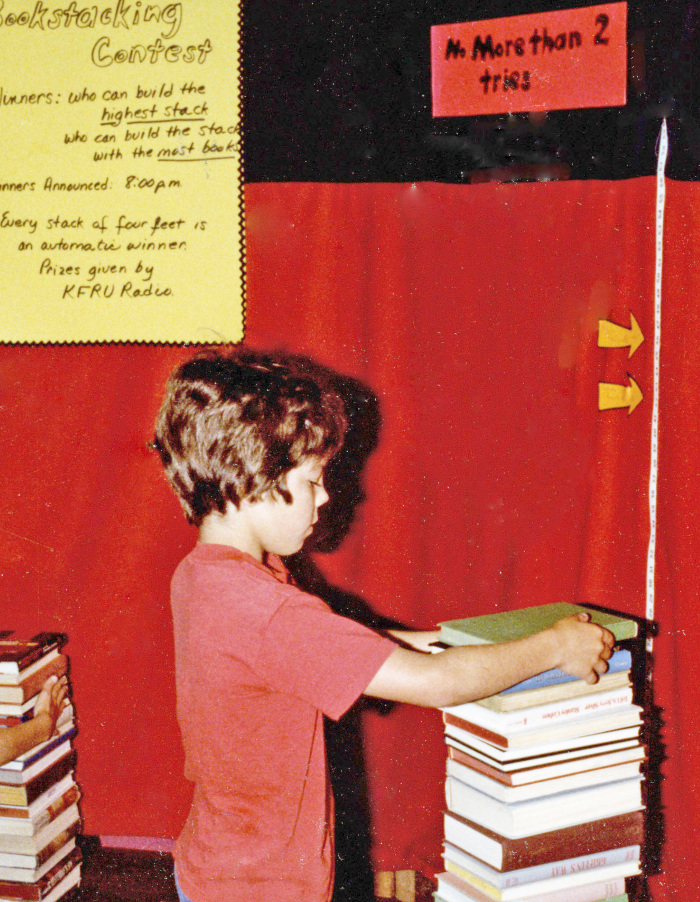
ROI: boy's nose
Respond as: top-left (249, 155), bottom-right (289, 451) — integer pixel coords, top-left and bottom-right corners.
top-left (316, 485), bottom-right (330, 508)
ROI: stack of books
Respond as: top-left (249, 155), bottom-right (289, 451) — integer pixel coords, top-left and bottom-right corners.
top-left (433, 604), bottom-right (645, 902)
top-left (0, 633), bottom-right (81, 902)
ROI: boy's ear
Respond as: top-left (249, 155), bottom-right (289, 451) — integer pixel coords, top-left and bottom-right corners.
top-left (268, 476), bottom-right (293, 505)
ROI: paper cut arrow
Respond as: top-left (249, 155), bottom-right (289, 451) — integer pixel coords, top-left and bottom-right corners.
top-left (598, 313), bottom-right (644, 357)
top-left (598, 376), bottom-right (643, 415)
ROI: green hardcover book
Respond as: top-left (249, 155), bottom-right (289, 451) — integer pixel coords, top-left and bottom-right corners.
top-left (439, 603), bottom-right (638, 647)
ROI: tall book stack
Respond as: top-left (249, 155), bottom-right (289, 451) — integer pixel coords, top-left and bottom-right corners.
top-left (0, 634), bottom-right (81, 902)
top-left (433, 604), bottom-right (645, 902)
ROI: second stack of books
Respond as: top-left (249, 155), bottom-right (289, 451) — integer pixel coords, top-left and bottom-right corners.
top-left (0, 633), bottom-right (82, 902)
top-left (434, 603), bottom-right (645, 902)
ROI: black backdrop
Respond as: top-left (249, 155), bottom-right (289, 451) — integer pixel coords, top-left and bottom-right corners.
top-left (243, 0), bottom-right (700, 183)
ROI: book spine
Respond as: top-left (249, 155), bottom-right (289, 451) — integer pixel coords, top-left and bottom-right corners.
top-left (0, 699), bottom-right (36, 718)
top-left (444, 810), bottom-right (645, 872)
top-left (500, 650), bottom-right (632, 695)
top-left (30, 786), bottom-right (81, 835)
top-left (8, 658), bottom-right (68, 706)
top-left (0, 821), bottom-right (80, 869)
top-left (443, 843), bottom-right (640, 889)
top-left (36, 848), bottom-right (82, 898)
top-left (444, 713), bottom-right (508, 748)
top-left (478, 673), bottom-right (632, 715)
top-left (0, 803), bottom-right (81, 852)
top-left (446, 689), bottom-right (634, 733)
top-left (438, 869), bottom-right (627, 902)
top-left (0, 831), bottom-right (81, 899)
top-left (0, 839), bottom-right (76, 883)
top-left (445, 775), bottom-right (643, 839)
top-left (448, 746), bottom-right (513, 784)
top-left (0, 776), bottom-right (75, 821)
top-left (0, 753), bottom-right (76, 806)
top-left (3, 725), bottom-right (76, 772)
top-left (0, 745), bottom-right (73, 786)
top-left (447, 741), bottom-right (646, 787)
top-left (444, 708), bottom-right (642, 751)
top-left (445, 757), bottom-right (642, 804)
top-left (444, 857), bottom-right (639, 901)
top-left (0, 636), bottom-right (65, 673)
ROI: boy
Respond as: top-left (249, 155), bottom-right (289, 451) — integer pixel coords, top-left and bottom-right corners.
top-left (153, 348), bottom-right (614, 902)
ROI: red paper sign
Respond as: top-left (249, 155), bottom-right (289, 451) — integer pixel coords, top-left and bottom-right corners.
top-left (431, 2), bottom-right (627, 117)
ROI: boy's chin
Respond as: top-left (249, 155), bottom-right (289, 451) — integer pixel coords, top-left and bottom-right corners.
top-left (272, 538), bottom-right (306, 557)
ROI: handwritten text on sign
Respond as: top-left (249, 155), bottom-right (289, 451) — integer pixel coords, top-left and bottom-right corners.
top-left (431, 2), bottom-right (627, 117)
top-left (0, 0), bottom-right (242, 343)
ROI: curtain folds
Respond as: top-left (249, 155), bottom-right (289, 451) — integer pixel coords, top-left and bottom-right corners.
top-left (0, 177), bottom-right (695, 899)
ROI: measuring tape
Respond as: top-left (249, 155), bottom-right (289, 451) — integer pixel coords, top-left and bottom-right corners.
top-left (646, 119), bottom-right (668, 653)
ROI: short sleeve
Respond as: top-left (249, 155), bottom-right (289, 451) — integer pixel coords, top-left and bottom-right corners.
top-left (254, 591), bottom-right (396, 720)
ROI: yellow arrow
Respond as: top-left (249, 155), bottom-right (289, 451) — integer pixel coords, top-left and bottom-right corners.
top-left (598, 313), bottom-right (644, 357)
top-left (598, 376), bottom-right (643, 415)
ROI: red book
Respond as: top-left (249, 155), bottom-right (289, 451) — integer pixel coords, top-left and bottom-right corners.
top-left (443, 706), bottom-right (642, 750)
top-left (443, 809), bottom-right (645, 871)
top-left (0, 636), bottom-right (67, 675)
top-left (447, 742), bottom-right (646, 787)
top-left (0, 753), bottom-right (76, 807)
top-left (0, 657), bottom-right (68, 705)
top-left (0, 846), bottom-right (81, 900)
top-left (0, 776), bottom-right (76, 822)
top-left (0, 784), bottom-right (80, 837)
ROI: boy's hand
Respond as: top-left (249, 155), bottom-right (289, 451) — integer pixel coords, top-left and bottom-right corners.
top-left (33, 675), bottom-right (70, 737)
top-left (548, 613), bottom-right (615, 684)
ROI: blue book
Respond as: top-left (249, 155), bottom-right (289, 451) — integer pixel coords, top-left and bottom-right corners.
top-left (500, 648), bottom-right (631, 694)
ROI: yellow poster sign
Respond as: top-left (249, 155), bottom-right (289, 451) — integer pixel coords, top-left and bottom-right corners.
top-left (0, 0), bottom-right (243, 343)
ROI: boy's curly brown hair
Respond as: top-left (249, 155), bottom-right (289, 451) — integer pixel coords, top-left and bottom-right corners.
top-left (153, 348), bottom-right (348, 525)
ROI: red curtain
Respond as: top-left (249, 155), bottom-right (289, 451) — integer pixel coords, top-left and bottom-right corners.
top-left (0, 176), bottom-right (696, 899)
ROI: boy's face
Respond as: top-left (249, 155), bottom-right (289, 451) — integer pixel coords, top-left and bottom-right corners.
top-left (243, 456), bottom-right (330, 558)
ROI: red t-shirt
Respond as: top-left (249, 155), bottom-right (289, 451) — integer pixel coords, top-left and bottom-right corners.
top-left (170, 543), bottom-right (396, 902)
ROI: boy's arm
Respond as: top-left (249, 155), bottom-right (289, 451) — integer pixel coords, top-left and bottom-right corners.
top-left (386, 630), bottom-right (441, 653)
top-left (365, 614), bottom-right (614, 708)
top-left (0, 676), bottom-right (69, 768)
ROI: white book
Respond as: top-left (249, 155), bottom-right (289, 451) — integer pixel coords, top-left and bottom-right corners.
top-left (0, 741), bottom-right (72, 785)
top-left (0, 838), bottom-right (76, 882)
top-left (0, 863), bottom-right (83, 902)
top-left (443, 841), bottom-right (640, 894)
top-left (445, 736), bottom-right (644, 778)
top-left (0, 779), bottom-right (78, 836)
top-left (444, 723), bottom-right (641, 763)
top-left (436, 869), bottom-right (628, 902)
top-left (0, 697), bottom-right (35, 717)
top-left (443, 688), bottom-right (635, 733)
top-left (445, 774), bottom-right (644, 839)
top-left (0, 774), bottom-right (77, 823)
top-left (444, 706), bottom-right (642, 750)
top-left (445, 756), bottom-right (643, 803)
top-left (2, 717), bottom-right (75, 771)
top-left (0, 650), bottom-right (61, 686)
top-left (0, 804), bottom-right (80, 856)
top-left (445, 858), bottom-right (639, 901)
